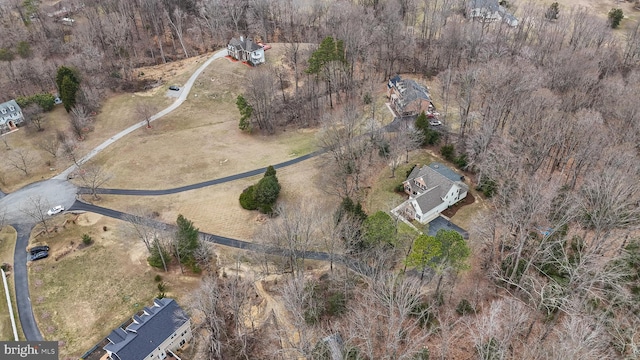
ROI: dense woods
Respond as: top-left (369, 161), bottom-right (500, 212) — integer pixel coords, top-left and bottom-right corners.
top-left (4, 0), bottom-right (640, 358)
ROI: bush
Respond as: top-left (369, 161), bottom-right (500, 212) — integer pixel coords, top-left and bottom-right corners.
top-left (254, 175), bottom-right (281, 208)
top-left (154, 274), bottom-right (162, 282)
top-left (239, 185), bottom-right (257, 210)
top-left (157, 282), bottom-right (167, 299)
top-left (395, 183), bottom-right (406, 193)
top-left (326, 293), bottom-right (346, 316)
top-left (476, 178), bottom-right (497, 198)
top-left (456, 299), bottom-right (475, 315)
top-left (454, 154), bottom-right (467, 169)
top-left (82, 234), bottom-right (93, 245)
top-left (440, 144), bottom-right (455, 162)
top-left (609, 8), bottom-right (624, 29)
top-left (148, 240), bottom-right (171, 269)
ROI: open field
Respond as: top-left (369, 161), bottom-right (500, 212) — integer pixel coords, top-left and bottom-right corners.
top-left (28, 213), bottom-right (202, 358)
top-left (95, 156), bottom-right (330, 241)
top-left (0, 54), bottom-right (208, 193)
top-left (84, 44), bottom-right (318, 190)
top-left (0, 226), bottom-right (23, 341)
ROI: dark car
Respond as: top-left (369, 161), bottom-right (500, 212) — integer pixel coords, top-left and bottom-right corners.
top-left (29, 246), bottom-right (50, 255)
top-left (169, 85), bottom-right (180, 91)
top-left (29, 251), bottom-right (48, 262)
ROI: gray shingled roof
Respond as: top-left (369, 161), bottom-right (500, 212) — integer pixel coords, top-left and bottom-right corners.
top-left (470, 0), bottom-right (500, 12)
top-left (414, 186), bottom-right (445, 214)
top-left (0, 100), bottom-right (22, 126)
top-left (405, 165), bottom-right (454, 198)
top-left (394, 78), bottom-right (430, 110)
top-left (429, 162), bottom-right (463, 182)
top-left (229, 37), bottom-right (262, 52)
top-left (104, 298), bottom-right (188, 360)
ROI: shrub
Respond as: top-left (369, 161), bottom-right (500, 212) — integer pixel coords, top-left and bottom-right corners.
top-left (395, 183), bottom-right (406, 193)
top-left (476, 178), bottom-right (497, 198)
top-left (254, 175), bottom-right (281, 208)
top-left (454, 154), bottom-right (468, 169)
top-left (456, 299), bottom-right (475, 315)
top-left (239, 185), bottom-right (257, 210)
top-left (154, 274), bottom-right (162, 282)
top-left (440, 144), bottom-right (455, 162)
top-left (608, 8), bottom-right (624, 29)
top-left (82, 234), bottom-right (93, 245)
top-left (157, 282), bottom-right (167, 299)
top-left (326, 293), bottom-right (346, 316)
top-left (103, 226), bottom-right (108, 231)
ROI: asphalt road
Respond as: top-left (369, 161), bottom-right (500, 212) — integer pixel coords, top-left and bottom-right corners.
top-left (0, 180), bottom-right (77, 225)
top-left (65, 201), bottom-right (374, 276)
top-left (79, 150), bottom-right (323, 196)
top-left (11, 223), bottom-right (43, 341)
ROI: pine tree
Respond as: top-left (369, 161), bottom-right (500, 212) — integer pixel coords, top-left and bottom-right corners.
top-left (236, 95), bottom-right (253, 131)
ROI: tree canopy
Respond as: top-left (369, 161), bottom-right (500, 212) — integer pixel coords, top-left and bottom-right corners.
top-left (236, 94), bottom-right (253, 131)
top-left (362, 211), bottom-right (396, 247)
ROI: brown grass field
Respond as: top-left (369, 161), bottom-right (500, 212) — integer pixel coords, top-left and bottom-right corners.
top-left (28, 213), bottom-right (202, 358)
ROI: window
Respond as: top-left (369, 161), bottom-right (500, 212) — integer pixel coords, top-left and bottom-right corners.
top-left (8, 106), bottom-right (14, 111)
top-left (1, 109), bottom-right (6, 115)
top-left (179, 339), bottom-right (186, 347)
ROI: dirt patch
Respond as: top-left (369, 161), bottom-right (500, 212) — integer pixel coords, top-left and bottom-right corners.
top-left (441, 191), bottom-right (476, 218)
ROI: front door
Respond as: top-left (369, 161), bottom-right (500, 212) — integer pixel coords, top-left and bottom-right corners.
top-left (7, 121), bottom-right (15, 129)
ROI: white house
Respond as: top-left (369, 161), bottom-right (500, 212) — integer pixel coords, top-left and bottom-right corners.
top-left (104, 298), bottom-right (192, 360)
top-left (468, 0), bottom-right (519, 27)
top-left (396, 163), bottom-right (468, 224)
top-left (0, 100), bottom-right (24, 132)
top-left (227, 36), bottom-right (266, 66)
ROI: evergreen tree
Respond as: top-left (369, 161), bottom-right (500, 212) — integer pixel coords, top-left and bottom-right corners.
top-left (175, 214), bottom-right (201, 271)
top-left (236, 94), bottom-right (253, 131)
top-left (60, 76), bottom-right (79, 112)
top-left (608, 8), bottom-right (624, 29)
top-left (415, 111), bottom-right (441, 146)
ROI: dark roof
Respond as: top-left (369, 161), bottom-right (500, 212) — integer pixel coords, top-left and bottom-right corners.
top-left (429, 162), bottom-right (464, 182)
top-left (470, 0), bottom-right (500, 12)
top-left (104, 298), bottom-right (189, 360)
top-left (229, 37), bottom-right (262, 52)
top-left (388, 75), bottom-right (401, 88)
top-left (390, 76), bottom-right (431, 111)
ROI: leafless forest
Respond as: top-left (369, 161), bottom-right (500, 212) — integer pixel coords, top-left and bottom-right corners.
top-left (3, 0), bottom-right (640, 359)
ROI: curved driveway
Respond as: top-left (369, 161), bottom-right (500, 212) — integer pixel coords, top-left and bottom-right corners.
top-left (54, 49), bottom-right (228, 181)
top-left (6, 49), bottom-right (227, 342)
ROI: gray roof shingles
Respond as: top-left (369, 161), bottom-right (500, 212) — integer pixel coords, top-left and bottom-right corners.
top-left (104, 298), bottom-right (188, 360)
top-left (405, 163), bottom-right (468, 214)
top-left (428, 162), bottom-right (464, 182)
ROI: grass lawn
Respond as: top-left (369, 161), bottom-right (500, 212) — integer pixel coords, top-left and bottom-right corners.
top-left (94, 156), bottom-right (331, 241)
top-left (0, 226), bottom-right (24, 341)
top-left (28, 214), bottom-right (201, 358)
top-left (365, 150), bottom-right (436, 214)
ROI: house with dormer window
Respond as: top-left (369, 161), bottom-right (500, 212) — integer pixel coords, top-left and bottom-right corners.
top-left (104, 298), bottom-right (192, 360)
top-left (395, 163), bottom-right (468, 224)
top-left (0, 100), bottom-right (24, 132)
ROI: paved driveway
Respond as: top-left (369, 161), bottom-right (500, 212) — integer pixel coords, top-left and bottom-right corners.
top-left (0, 180), bottom-right (77, 225)
top-left (12, 223), bottom-right (42, 341)
top-left (428, 215), bottom-right (469, 239)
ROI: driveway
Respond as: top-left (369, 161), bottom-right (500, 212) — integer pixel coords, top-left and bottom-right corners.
top-left (0, 180), bottom-right (77, 225)
top-left (12, 223), bottom-right (42, 341)
top-left (54, 49), bottom-right (228, 181)
top-left (428, 215), bottom-right (469, 239)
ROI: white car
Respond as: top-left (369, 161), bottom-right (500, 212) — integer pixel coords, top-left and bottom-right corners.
top-left (47, 205), bottom-right (64, 216)
top-left (429, 120), bottom-right (442, 126)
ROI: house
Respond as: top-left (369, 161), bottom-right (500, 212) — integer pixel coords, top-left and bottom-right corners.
top-left (227, 36), bottom-right (265, 66)
top-left (468, 0), bottom-right (519, 27)
top-left (387, 75), bottom-right (434, 117)
top-left (396, 163), bottom-right (468, 224)
top-left (104, 298), bottom-right (192, 360)
top-left (0, 100), bottom-right (24, 132)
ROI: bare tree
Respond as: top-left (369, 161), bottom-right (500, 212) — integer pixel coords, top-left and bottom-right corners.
top-left (258, 202), bottom-right (321, 275)
top-left (135, 101), bottom-right (158, 128)
top-left (78, 163), bottom-right (112, 200)
top-left (120, 207), bottom-right (161, 252)
top-left (190, 275), bottom-right (225, 359)
top-left (23, 103), bottom-right (45, 131)
top-left (244, 68), bottom-right (278, 134)
top-left (20, 196), bottom-right (51, 232)
top-left (8, 148), bottom-right (35, 176)
top-left (165, 7), bottom-right (189, 58)
top-left (69, 105), bottom-right (90, 140)
top-left (38, 136), bottom-right (59, 158)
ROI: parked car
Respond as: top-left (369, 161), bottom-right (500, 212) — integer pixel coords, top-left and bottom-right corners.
top-left (169, 85), bottom-right (180, 91)
top-left (29, 246), bottom-right (50, 255)
top-left (29, 251), bottom-right (48, 262)
top-left (429, 120), bottom-right (442, 126)
top-left (47, 205), bottom-right (64, 216)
